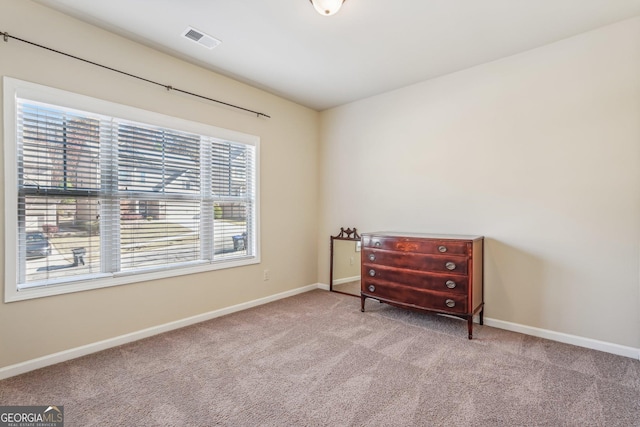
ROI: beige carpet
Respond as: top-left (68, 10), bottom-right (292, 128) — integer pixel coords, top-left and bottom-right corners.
top-left (1, 290), bottom-right (639, 426)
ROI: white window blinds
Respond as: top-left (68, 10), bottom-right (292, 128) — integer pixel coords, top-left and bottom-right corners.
top-left (10, 91), bottom-right (258, 294)
top-left (116, 122), bottom-right (203, 273)
top-left (18, 102), bottom-right (103, 286)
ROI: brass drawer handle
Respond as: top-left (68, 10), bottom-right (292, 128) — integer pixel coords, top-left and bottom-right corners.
top-left (368, 253), bottom-right (376, 262)
top-left (445, 262), bottom-right (456, 271)
top-left (368, 269), bottom-right (376, 277)
top-left (445, 299), bottom-right (455, 308)
top-left (368, 285), bottom-right (375, 293)
top-left (438, 245), bottom-right (447, 253)
top-left (445, 280), bottom-right (456, 289)
top-left (374, 241), bottom-right (381, 247)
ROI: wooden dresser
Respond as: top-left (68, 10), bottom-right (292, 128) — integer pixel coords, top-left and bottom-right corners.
top-left (360, 232), bottom-right (484, 339)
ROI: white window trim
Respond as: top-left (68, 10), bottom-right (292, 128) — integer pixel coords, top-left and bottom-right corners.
top-left (3, 77), bottom-right (261, 302)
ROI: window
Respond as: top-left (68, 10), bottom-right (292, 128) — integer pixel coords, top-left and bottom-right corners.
top-left (4, 77), bottom-right (260, 301)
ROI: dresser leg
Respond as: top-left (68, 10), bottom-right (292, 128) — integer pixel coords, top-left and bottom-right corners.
top-left (467, 317), bottom-right (473, 340)
top-left (360, 296), bottom-right (365, 312)
top-left (479, 308), bottom-right (484, 325)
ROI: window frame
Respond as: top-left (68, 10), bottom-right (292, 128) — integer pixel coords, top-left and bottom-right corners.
top-left (3, 77), bottom-right (261, 302)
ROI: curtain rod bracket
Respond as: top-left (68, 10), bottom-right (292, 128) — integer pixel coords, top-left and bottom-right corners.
top-left (166, 85), bottom-right (173, 92)
top-left (2, 32), bottom-right (8, 42)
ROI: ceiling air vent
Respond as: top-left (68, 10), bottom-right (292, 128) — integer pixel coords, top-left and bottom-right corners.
top-left (181, 26), bottom-right (221, 49)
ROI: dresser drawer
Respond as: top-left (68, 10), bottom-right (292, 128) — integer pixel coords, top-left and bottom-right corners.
top-left (363, 235), bottom-right (469, 255)
top-left (363, 250), bottom-right (468, 275)
top-left (362, 280), bottom-right (468, 314)
top-left (361, 266), bottom-right (468, 293)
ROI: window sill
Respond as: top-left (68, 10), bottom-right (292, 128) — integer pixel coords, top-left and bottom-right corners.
top-left (5, 256), bottom-right (260, 302)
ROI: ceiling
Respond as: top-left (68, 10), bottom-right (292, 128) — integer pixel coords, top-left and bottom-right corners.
top-left (34, 0), bottom-right (640, 111)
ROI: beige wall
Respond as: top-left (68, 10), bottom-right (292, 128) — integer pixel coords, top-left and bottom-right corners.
top-left (0, 0), bottom-right (319, 368)
top-left (319, 17), bottom-right (640, 348)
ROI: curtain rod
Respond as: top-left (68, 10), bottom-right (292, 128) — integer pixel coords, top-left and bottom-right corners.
top-left (0, 31), bottom-right (271, 119)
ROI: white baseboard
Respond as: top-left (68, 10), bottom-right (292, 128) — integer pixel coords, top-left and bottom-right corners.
top-left (484, 317), bottom-right (640, 360)
top-left (332, 275), bottom-right (360, 286)
top-left (0, 283), bottom-right (321, 380)
top-left (317, 282), bottom-right (330, 291)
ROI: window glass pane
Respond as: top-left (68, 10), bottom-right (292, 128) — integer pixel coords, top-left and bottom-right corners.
top-left (19, 101), bottom-right (102, 286)
top-left (117, 122), bottom-right (203, 273)
top-left (20, 103), bottom-right (100, 191)
top-left (210, 139), bottom-right (254, 260)
top-left (118, 123), bottom-right (200, 195)
top-left (214, 201), bottom-right (250, 260)
top-left (119, 199), bottom-right (201, 271)
top-left (22, 195), bottom-right (100, 284)
top-left (211, 141), bottom-right (250, 197)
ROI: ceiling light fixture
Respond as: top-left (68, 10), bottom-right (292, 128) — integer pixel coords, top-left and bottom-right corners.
top-left (309, 0), bottom-right (345, 16)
